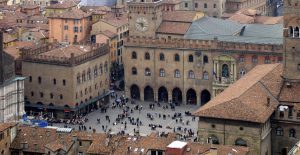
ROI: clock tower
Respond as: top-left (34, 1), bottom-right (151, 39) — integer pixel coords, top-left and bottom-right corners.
top-left (128, 0), bottom-right (163, 37)
top-left (283, 0), bottom-right (300, 81)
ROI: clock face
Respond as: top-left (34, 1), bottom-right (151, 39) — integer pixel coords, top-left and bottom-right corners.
top-left (135, 17), bottom-right (148, 32)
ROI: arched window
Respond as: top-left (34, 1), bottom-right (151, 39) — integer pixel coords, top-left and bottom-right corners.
top-left (159, 68), bottom-right (165, 77)
top-left (203, 71), bottom-right (209, 80)
top-left (38, 76), bottom-right (42, 84)
top-left (188, 55), bottom-right (193, 62)
top-left (53, 78), bottom-right (56, 85)
top-left (222, 64), bottom-right (229, 77)
top-left (145, 52), bottom-right (150, 60)
top-left (132, 51), bottom-right (137, 59)
top-left (235, 138), bottom-right (247, 147)
top-left (132, 67), bottom-right (137, 75)
top-left (276, 127), bottom-right (283, 136)
top-left (289, 26), bottom-right (294, 37)
top-left (289, 128), bottom-right (296, 137)
top-left (104, 62), bottom-right (108, 73)
top-left (208, 135), bottom-right (219, 144)
top-left (77, 73), bottom-right (81, 84)
top-left (188, 70), bottom-right (195, 79)
top-left (145, 68), bottom-right (151, 76)
top-left (82, 71), bottom-right (86, 82)
top-left (160, 53), bottom-right (165, 61)
top-left (62, 79), bottom-right (66, 86)
top-left (239, 55), bottom-right (245, 62)
top-left (94, 65), bottom-right (98, 77)
top-left (174, 69), bottom-right (180, 78)
top-left (174, 54), bottom-right (180, 61)
top-left (203, 55), bottom-right (208, 64)
top-left (252, 55), bottom-right (258, 63)
top-left (99, 64), bottom-right (103, 75)
top-left (295, 27), bottom-right (299, 38)
top-left (87, 68), bottom-right (91, 80)
top-left (264, 56), bottom-right (270, 64)
top-left (240, 69), bottom-right (246, 77)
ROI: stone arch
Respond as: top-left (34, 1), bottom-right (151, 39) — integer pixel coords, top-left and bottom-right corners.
top-left (186, 88), bottom-right (197, 104)
top-left (208, 135), bottom-right (219, 144)
top-left (158, 86), bottom-right (168, 102)
top-left (144, 86), bottom-right (154, 101)
top-left (235, 138), bottom-right (247, 147)
top-left (201, 89), bottom-right (211, 105)
top-left (130, 84), bottom-right (140, 100)
top-left (172, 87), bottom-right (182, 103)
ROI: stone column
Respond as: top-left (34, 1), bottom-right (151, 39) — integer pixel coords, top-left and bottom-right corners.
top-left (154, 90), bottom-right (158, 102)
top-left (168, 90), bottom-right (172, 103)
top-left (216, 61), bottom-right (220, 79)
top-left (197, 91), bottom-right (200, 105)
top-left (182, 89), bottom-right (187, 105)
top-left (140, 89), bottom-right (144, 102)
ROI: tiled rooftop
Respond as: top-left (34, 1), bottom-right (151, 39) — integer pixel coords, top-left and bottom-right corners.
top-left (193, 64), bottom-right (283, 123)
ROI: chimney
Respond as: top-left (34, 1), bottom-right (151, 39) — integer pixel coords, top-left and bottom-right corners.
top-left (0, 31), bottom-right (3, 84)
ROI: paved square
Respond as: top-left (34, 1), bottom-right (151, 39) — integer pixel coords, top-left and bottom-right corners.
top-left (53, 91), bottom-right (200, 139)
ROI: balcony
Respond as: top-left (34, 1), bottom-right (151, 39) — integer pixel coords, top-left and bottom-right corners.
top-left (212, 77), bottom-right (234, 87)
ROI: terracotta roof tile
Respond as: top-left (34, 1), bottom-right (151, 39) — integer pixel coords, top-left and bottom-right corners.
top-left (193, 64), bottom-right (283, 123)
top-left (3, 33), bottom-right (17, 43)
top-left (21, 4), bottom-right (39, 9)
top-left (49, 9), bottom-right (91, 19)
top-left (0, 122), bottom-right (16, 132)
top-left (255, 16), bottom-right (283, 25)
top-left (5, 41), bottom-right (35, 59)
top-left (39, 45), bottom-right (93, 58)
top-left (100, 16), bottom-right (128, 27)
top-left (185, 143), bottom-right (249, 155)
top-left (157, 21), bottom-right (191, 35)
top-left (10, 126), bottom-right (59, 153)
top-left (162, 11), bottom-right (200, 22)
top-left (227, 13), bottom-right (254, 24)
top-left (46, 1), bottom-right (77, 9)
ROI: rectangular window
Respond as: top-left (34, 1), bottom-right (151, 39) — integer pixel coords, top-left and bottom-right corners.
top-left (204, 3), bottom-right (207, 8)
top-left (64, 25), bottom-right (68, 30)
top-left (80, 26), bottom-right (82, 32)
top-left (74, 19), bottom-right (79, 24)
top-left (195, 3), bottom-right (198, 8)
top-left (74, 27), bottom-right (78, 33)
top-left (185, 2), bottom-right (188, 7)
top-left (65, 19), bottom-right (67, 23)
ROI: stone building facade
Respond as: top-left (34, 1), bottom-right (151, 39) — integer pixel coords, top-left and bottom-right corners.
top-left (0, 32), bottom-right (25, 123)
top-left (124, 0), bottom-right (283, 105)
top-left (48, 9), bottom-right (92, 44)
top-left (21, 43), bottom-right (110, 118)
top-left (193, 0), bottom-right (300, 154)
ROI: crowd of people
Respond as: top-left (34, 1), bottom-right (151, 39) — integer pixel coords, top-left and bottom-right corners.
top-left (51, 91), bottom-right (198, 141)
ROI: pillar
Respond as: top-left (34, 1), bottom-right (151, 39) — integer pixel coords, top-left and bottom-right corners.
top-left (216, 61), bottom-right (220, 79)
top-left (154, 90), bottom-right (158, 102)
top-left (141, 89), bottom-right (144, 102)
top-left (168, 90), bottom-right (172, 103)
top-left (197, 90), bottom-right (200, 105)
top-left (182, 90), bottom-right (187, 105)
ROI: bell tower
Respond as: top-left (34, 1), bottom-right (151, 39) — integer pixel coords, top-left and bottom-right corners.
top-left (127, 0), bottom-right (163, 37)
top-left (283, 0), bottom-right (300, 80)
